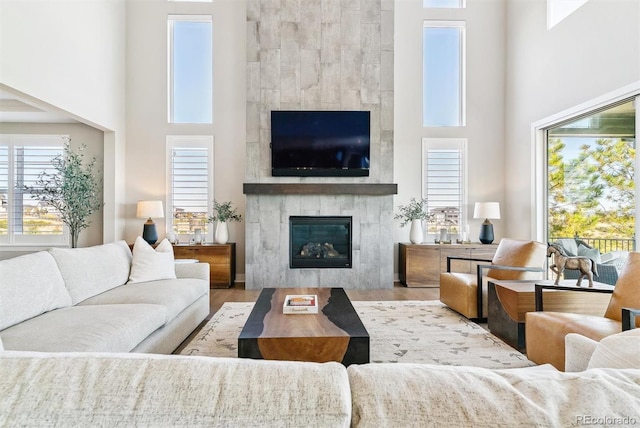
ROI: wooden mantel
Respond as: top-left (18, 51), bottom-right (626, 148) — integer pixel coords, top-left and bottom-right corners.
top-left (243, 183), bottom-right (398, 196)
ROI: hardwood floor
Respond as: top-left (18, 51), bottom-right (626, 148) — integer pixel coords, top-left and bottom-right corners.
top-left (209, 282), bottom-right (440, 316)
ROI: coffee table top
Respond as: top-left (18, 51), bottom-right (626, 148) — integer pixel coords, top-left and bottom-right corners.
top-left (238, 287), bottom-right (369, 365)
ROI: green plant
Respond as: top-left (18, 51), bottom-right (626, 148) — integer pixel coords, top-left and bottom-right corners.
top-left (208, 200), bottom-right (242, 223)
top-left (25, 140), bottom-right (102, 248)
top-left (394, 197), bottom-right (433, 227)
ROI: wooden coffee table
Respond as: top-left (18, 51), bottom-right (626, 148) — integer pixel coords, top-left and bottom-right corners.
top-left (238, 287), bottom-right (369, 366)
top-left (488, 279), bottom-right (614, 351)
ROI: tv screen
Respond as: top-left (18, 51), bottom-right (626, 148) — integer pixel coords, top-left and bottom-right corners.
top-left (270, 110), bottom-right (370, 177)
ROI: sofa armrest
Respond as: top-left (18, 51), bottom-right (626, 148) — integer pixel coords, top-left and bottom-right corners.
top-left (534, 283), bottom-right (614, 311)
top-left (446, 256), bottom-right (492, 273)
top-left (622, 308), bottom-right (640, 331)
top-left (175, 262), bottom-right (210, 281)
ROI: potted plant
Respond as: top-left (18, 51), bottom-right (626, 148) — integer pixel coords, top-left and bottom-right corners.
top-left (25, 140), bottom-right (102, 248)
top-left (394, 197), bottom-right (433, 244)
top-left (208, 200), bottom-right (242, 244)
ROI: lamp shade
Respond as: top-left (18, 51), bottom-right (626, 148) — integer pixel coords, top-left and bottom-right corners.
top-left (473, 202), bottom-right (500, 220)
top-left (136, 200), bottom-right (164, 219)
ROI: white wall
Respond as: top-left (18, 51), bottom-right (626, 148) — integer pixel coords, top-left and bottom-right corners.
top-left (0, 0), bottom-right (128, 244)
top-left (394, 0), bottom-right (507, 255)
top-left (504, 0), bottom-right (640, 239)
top-left (126, 0), bottom-right (246, 273)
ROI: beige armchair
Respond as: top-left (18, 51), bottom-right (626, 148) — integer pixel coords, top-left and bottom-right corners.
top-left (440, 238), bottom-right (546, 321)
top-left (526, 252), bottom-right (640, 371)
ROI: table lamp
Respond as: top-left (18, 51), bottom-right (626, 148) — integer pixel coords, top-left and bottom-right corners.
top-left (137, 200), bottom-right (164, 245)
top-left (473, 202), bottom-right (500, 244)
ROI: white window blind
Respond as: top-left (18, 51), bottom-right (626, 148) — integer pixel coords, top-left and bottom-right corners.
top-left (166, 136), bottom-right (214, 238)
top-left (0, 135), bottom-right (65, 245)
top-left (422, 138), bottom-right (467, 235)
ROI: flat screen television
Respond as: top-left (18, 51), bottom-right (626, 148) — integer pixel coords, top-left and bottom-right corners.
top-left (270, 110), bottom-right (370, 177)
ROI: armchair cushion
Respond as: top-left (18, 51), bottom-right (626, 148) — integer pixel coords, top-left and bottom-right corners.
top-left (486, 239), bottom-right (547, 281)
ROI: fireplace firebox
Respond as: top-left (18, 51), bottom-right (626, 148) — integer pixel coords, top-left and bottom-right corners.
top-left (289, 216), bottom-right (352, 268)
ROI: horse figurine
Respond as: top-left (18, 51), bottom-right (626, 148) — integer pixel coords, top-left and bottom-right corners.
top-left (547, 243), bottom-right (598, 287)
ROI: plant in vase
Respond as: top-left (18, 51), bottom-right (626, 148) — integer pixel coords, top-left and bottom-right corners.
top-left (394, 197), bottom-right (433, 244)
top-left (24, 139), bottom-right (102, 248)
top-left (207, 200), bottom-right (242, 244)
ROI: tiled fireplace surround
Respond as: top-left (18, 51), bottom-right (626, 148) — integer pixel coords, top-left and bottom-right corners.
top-left (244, 0), bottom-right (395, 290)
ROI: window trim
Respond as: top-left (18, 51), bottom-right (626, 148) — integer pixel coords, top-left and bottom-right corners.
top-left (165, 135), bottom-right (214, 241)
top-left (0, 134), bottom-right (68, 248)
top-left (422, 20), bottom-right (467, 128)
top-left (421, 137), bottom-right (468, 237)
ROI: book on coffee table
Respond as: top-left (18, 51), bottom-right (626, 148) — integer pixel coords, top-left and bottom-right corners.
top-left (283, 294), bottom-right (318, 314)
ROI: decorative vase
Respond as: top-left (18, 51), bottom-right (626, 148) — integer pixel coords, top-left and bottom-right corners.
top-left (409, 219), bottom-right (423, 244)
top-left (215, 221), bottom-right (229, 244)
top-left (194, 228), bottom-right (202, 244)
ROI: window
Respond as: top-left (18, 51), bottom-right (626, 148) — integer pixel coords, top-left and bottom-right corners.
top-left (422, 138), bottom-right (467, 236)
top-left (424, 0), bottom-right (465, 8)
top-left (546, 99), bottom-right (636, 252)
top-left (0, 135), bottom-right (65, 246)
top-left (166, 136), bottom-right (214, 239)
top-left (168, 15), bottom-right (213, 124)
top-left (423, 21), bottom-right (466, 127)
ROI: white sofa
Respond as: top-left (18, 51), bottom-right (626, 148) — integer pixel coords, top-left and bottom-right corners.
top-left (0, 240), bottom-right (210, 354)
top-left (0, 350), bottom-right (639, 427)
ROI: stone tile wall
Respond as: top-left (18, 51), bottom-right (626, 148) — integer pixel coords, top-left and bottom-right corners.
top-left (245, 0), bottom-right (395, 290)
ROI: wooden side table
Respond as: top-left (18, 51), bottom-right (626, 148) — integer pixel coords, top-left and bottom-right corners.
top-left (172, 243), bottom-right (236, 288)
top-left (488, 279), bottom-right (613, 351)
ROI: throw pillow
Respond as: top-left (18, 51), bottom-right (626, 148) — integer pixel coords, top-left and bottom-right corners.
top-left (555, 239), bottom-right (578, 257)
top-left (577, 243), bottom-right (602, 264)
top-left (128, 236), bottom-right (177, 284)
top-left (587, 329), bottom-right (640, 369)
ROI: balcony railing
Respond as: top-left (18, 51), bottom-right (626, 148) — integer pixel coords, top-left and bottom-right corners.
top-left (550, 236), bottom-right (636, 253)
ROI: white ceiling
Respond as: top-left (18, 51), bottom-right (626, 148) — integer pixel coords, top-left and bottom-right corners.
top-left (0, 89), bottom-right (78, 123)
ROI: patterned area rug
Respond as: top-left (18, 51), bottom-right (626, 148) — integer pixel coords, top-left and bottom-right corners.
top-left (180, 300), bottom-right (534, 369)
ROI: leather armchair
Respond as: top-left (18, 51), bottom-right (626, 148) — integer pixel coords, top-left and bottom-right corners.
top-left (440, 238), bottom-right (546, 321)
top-left (525, 252), bottom-right (640, 371)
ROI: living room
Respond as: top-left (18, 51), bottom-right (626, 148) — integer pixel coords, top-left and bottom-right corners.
top-left (1, 0), bottom-right (640, 425)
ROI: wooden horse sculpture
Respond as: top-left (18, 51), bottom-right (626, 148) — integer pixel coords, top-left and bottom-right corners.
top-left (547, 243), bottom-right (598, 287)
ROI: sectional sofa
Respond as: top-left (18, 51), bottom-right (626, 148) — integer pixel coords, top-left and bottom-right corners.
top-left (0, 240), bottom-right (210, 354)
top-left (1, 242), bottom-right (639, 426)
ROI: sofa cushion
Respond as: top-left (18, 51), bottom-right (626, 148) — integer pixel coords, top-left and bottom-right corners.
top-left (0, 304), bottom-right (166, 353)
top-left (50, 241), bottom-right (132, 305)
top-left (588, 328), bottom-right (640, 370)
top-left (555, 238), bottom-right (578, 256)
top-left (0, 353), bottom-right (351, 427)
top-left (79, 278), bottom-right (208, 322)
top-left (347, 363), bottom-right (640, 427)
top-left (128, 237), bottom-right (176, 284)
top-left (0, 251), bottom-right (72, 330)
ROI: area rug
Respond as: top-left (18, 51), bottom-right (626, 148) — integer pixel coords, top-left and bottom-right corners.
top-left (180, 300), bottom-right (534, 369)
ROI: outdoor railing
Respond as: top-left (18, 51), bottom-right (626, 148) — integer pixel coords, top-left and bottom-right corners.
top-left (550, 236), bottom-right (636, 253)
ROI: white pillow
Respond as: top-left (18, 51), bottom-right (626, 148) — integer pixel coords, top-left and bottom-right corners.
top-left (128, 236), bottom-right (177, 284)
top-left (587, 329), bottom-right (640, 369)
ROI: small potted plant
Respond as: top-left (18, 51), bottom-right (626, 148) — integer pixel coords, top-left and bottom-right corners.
top-left (208, 200), bottom-right (242, 244)
top-left (394, 197), bottom-right (433, 244)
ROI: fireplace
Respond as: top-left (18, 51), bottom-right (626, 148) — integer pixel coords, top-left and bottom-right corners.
top-left (289, 216), bottom-right (352, 268)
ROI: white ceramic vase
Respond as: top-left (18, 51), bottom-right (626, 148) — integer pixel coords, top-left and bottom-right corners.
top-left (215, 221), bottom-right (229, 244)
top-left (409, 219), bottom-right (423, 244)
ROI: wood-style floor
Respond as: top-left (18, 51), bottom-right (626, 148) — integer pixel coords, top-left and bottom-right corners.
top-left (209, 282), bottom-right (440, 316)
